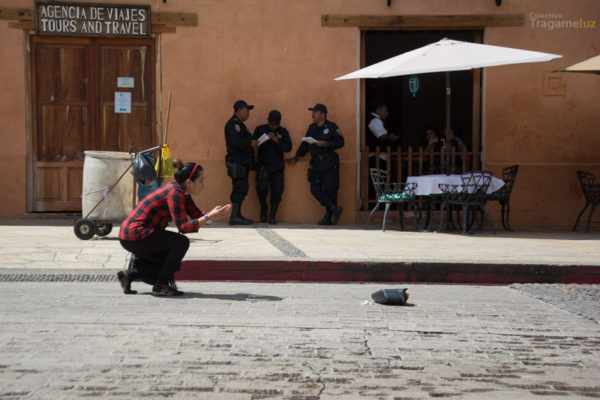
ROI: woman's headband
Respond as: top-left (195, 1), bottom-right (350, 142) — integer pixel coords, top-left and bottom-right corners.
top-left (188, 163), bottom-right (199, 181)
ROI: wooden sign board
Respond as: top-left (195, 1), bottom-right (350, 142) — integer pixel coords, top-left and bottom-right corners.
top-left (35, 1), bottom-right (150, 38)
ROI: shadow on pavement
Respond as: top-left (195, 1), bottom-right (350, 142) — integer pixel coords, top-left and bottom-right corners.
top-left (185, 292), bottom-right (284, 301)
top-left (140, 292), bottom-right (284, 301)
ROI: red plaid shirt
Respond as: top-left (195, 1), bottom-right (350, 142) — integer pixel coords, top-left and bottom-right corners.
top-left (119, 182), bottom-right (205, 241)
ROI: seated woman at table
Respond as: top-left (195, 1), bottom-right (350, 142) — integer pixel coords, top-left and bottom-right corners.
top-left (421, 126), bottom-right (443, 174)
top-left (423, 126), bottom-right (443, 153)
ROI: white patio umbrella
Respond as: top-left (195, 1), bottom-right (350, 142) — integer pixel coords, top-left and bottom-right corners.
top-left (335, 38), bottom-right (562, 172)
top-left (556, 54), bottom-right (600, 75)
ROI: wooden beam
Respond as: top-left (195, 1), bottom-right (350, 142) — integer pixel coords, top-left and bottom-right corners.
top-left (322, 14), bottom-right (524, 28)
top-left (152, 12), bottom-right (197, 27)
top-left (0, 7), bottom-right (33, 21)
top-left (151, 24), bottom-right (177, 34)
top-left (9, 20), bottom-right (34, 30)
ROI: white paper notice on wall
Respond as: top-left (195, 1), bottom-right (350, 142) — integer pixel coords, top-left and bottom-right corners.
top-left (114, 92), bottom-right (131, 114)
top-left (117, 77), bottom-right (134, 88)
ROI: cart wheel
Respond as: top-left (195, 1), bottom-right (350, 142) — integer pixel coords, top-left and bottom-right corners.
top-left (96, 223), bottom-right (113, 237)
top-left (74, 218), bottom-right (96, 240)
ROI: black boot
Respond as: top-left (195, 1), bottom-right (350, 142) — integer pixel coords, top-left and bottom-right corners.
top-left (328, 204), bottom-right (344, 225)
top-left (239, 202), bottom-right (253, 224)
top-left (318, 209), bottom-right (332, 225)
top-left (268, 201), bottom-right (279, 224)
top-left (229, 202), bottom-right (252, 225)
top-left (259, 200), bottom-right (268, 223)
top-left (116, 271), bottom-right (137, 294)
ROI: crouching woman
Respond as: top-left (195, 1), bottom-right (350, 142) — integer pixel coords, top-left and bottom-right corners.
top-left (118, 162), bottom-right (230, 296)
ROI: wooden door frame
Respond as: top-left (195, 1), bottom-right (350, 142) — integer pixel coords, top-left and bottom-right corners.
top-left (26, 35), bottom-right (157, 212)
top-left (357, 28), bottom-right (484, 211)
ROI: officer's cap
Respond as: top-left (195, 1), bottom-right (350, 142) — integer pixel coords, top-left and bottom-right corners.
top-left (268, 110), bottom-right (281, 125)
top-left (308, 103), bottom-right (327, 113)
top-left (234, 100), bottom-right (254, 111)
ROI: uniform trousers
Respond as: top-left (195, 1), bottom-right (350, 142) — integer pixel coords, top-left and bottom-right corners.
top-left (119, 229), bottom-right (190, 285)
top-left (256, 170), bottom-right (284, 204)
top-left (227, 165), bottom-right (249, 203)
top-left (309, 166), bottom-right (339, 208)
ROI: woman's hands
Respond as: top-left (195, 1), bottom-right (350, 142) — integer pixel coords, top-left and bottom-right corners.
top-left (205, 204), bottom-right (232, 221)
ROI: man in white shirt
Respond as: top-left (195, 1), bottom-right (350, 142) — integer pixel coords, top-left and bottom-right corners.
top-left (368, 104), bottom-right (398, 145)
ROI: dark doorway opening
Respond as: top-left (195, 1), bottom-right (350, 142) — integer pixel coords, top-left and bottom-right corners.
top-left (364, 30), bottom-right (480, 152)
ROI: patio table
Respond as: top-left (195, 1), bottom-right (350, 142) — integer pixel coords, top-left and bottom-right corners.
top-left (407, 173), bottom-right (504, 232)
top-left (407, 173), bottom-right (504, 196)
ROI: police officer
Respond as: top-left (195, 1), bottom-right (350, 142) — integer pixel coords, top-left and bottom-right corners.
top-left (252, 110), bottom-right (292, 224)
top-left (225, 100), bottom-right (254, 225)
top-left (288, 103), bottom-right (344, 225)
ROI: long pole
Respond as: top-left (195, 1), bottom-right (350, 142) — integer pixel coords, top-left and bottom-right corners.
top-left (445, 71), bottom-right (452, 174)
top-left (164, 91), bottom-right (172, 144)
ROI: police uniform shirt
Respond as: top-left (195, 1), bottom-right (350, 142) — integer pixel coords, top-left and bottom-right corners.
top-left (296, 120), bottom-right (344, 170)
top-left (224, 115), bottom-right (253, 167)
top-left (252, 124), bottom-right (292, 172)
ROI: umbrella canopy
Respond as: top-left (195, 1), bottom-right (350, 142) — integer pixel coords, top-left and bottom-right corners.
top-left (335, 38), bottom-right (561, 173)
top-left (335, 38), bottom-right (561, 80)
top-left (556, 54), bottom-right (600, 75)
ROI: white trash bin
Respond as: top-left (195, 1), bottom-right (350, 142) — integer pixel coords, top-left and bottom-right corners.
top-left (74, 151), bottom-right (135, 240)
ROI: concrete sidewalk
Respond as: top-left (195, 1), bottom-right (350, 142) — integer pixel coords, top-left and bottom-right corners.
top-left (0, 219), bottom-right (599, 283)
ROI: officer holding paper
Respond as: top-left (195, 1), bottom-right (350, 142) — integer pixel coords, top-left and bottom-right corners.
top-left (288, 103), bottom-right (344, 225)
top-left (252, 110), bottom-right (292, 224)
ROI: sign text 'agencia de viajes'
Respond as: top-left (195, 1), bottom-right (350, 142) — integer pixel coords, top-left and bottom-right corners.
top-left (35, 2), bottom-right (150, 38)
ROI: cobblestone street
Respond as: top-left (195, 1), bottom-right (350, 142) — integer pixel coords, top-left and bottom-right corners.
top-left (1, 282), bottom-right (598, 399)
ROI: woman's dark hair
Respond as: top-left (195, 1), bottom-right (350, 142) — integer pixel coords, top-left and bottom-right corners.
top-left (174, 162), bottom-right (203, 184)
top-left (424, 125), bottom-right (439, 136)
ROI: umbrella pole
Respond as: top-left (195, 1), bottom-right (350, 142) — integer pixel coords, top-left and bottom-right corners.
top-left (445, 71), bottom-right (452, 174)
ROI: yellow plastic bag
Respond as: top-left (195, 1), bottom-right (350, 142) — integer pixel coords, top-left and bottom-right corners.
top-left (155, 145), bottom-right (175, 178)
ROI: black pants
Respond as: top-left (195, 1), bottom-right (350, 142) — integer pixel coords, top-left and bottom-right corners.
top-left (256, 170), bottom-right (284, 204)
top-left (120, 229), bottom-right (190, 285)
top-left (227, 163), bottom-right (249, 203)
top-left (309, 166), bottom-right (339, 208)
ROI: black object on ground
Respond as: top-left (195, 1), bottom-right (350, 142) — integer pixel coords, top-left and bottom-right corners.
top-left (371, 288), bottom-right (410, 305)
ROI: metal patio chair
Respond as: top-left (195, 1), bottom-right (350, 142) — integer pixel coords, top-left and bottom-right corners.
top-left (365, 168), bottom-right (418, 232)
top-left (573, 170), bottom-right (600, 233)
top-left (438, 171), bottom-right (496, 235)
top-left (484, 165), bottom-right (519, 231)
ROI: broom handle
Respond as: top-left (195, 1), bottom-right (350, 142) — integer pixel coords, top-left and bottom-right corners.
top-left (164, 91), bottom-right (172, 144)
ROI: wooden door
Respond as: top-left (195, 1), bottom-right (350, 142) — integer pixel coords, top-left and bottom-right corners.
top-left (97, 39), bottom-right (155, 153)
top-left (30, 37), bottom-right (155, 212)
top-left (31, 37), bottom-right (93, 211)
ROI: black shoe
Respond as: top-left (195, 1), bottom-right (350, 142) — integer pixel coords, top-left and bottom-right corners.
top-left (318, 213), bottom-right (332, 225)
top-left (168, 280), bottom-right (184, 296)
top-left (151, 283), bottom-right (178, 297)
top-left (331, 206), bottom-right (344, 225)
top-left (268, 201), bottom-right (279, 224)
top-left (116, 271), bottom-right (137, 294)
top-left (260, 204), bottom-right (267, 223)
top-left (229, 215), bottom-right (252, 225)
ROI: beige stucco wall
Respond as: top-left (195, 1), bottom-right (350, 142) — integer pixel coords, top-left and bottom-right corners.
top-left (1, 0), bottom-right (599, 228)
top-left (0, 9), bottom-right (27, 217)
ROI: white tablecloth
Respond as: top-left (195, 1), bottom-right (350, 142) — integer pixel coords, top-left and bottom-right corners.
top-left (407, 174), bottom-right (505, 196)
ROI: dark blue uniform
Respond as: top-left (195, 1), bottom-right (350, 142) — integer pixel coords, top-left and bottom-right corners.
top-left (224, 115), bottom-right (254, 203)
top-left (295, 120), bottom-right (344, 211)
top-left (252, 124), bottom-right (292, 204)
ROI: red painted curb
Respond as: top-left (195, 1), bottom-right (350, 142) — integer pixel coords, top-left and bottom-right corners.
top-left (176, 260), bottom-right (600, 284)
